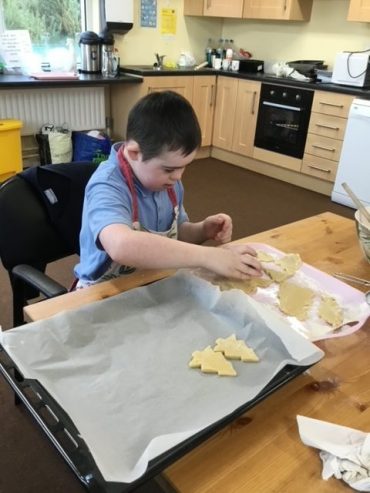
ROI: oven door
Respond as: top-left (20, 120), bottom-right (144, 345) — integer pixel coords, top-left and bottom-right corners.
top-left (254, 100), bottom-right (311, 159)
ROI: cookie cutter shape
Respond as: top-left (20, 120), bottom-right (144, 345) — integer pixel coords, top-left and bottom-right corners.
top-left (189, 346), bottom-right (237, 376)
top-left (214, 334), bottom-right (259, 362)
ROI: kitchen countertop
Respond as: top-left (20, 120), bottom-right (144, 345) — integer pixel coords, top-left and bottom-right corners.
top-left (121, 64), bottom-right (370, 98)
top-left (0, 72), bottom-right (141, 88)
top-left (2, 66), bottom-right (370, 99)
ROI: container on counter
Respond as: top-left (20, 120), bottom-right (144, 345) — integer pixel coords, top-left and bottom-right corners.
top-left (79, 31), bottom-right (102, 74)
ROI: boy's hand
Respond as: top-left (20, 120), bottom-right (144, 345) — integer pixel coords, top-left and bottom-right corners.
top-left (205, 243), bottom-right (263, 280)
top-left (203, 213), bottom-right (232, 243)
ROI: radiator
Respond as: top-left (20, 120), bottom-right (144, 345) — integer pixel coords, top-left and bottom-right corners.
top-left (0, 87), bottom-right (106, 136)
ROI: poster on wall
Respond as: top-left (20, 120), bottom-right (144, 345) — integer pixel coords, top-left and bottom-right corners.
top-left (141, 0), bottom-right (157, 28)
top-left (160, 8), bottom-right (177, 36)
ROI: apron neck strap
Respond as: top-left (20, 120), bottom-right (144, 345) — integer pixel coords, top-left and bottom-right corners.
top-left (118, 146), bottom-right (178, 223)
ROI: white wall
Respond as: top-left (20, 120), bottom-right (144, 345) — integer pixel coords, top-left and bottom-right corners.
top-left (115, 0), bottom-right (222, 66)
top-left (116, 0), bottom-right (370, 70)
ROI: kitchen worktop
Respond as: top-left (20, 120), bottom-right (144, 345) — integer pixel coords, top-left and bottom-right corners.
top-left (121, 64), bottom-right (370, 98)
top-left (0, 72), bottom-right (141, 88)
top-left (2, 66), bottom-right (370, 98)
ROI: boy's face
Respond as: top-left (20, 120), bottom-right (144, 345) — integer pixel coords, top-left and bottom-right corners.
top-left (125, 143), bottom-right (196, 191)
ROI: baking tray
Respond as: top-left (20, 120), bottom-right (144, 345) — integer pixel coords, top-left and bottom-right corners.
top-left (0, 343), bottom-right (311, 492)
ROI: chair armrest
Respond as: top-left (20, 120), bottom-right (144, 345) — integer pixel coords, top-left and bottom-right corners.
top-left (12, 264), bottom-right (68, 299)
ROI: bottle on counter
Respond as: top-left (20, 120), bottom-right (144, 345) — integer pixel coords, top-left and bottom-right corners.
top-left (216, 39), bottom-right (224, 61)
top-left (229, 39), bottom-right (239, 59)
top-left (223, 39), bottom-right (230, 60)
top-left (205, 38), bottom-right (212, 67)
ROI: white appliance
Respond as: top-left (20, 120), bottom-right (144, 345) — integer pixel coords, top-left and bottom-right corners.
top-left (332, 99), bottom-right (370, 208)
top-left (331, 52), bottom-right (370, 87)
top-left (103, 0), bottom-right (133, 34)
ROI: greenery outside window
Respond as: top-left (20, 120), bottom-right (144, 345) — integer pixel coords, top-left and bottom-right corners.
top-left (0, 0), bottom-right (100, 72)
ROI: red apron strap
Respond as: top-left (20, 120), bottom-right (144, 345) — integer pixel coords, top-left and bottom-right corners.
top-left (118, 145), bottom-right (178, 222)
top-left (167, 186), bottom-right (178, 208)
top-left (118, 146), bottom-right (140, 223)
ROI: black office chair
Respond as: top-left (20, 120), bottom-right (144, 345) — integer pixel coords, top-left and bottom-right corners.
top-left (0, 161), bottom-right (99, 327)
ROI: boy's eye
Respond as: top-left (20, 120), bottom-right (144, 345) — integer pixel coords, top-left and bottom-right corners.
top-left (163, 168), bottom-right (174, 173)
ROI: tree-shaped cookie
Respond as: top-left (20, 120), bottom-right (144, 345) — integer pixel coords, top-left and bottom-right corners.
top-left (214, 334), bottom-right (259, 362)
top-left (189, 346), bottom-right (237, 376)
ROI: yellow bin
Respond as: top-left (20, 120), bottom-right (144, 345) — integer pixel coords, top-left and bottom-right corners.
top-left (0, 119), bottom-right (23, 183)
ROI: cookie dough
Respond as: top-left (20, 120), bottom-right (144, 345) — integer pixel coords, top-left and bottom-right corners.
top-left (275, 253), bottom-right (302, 275)
top-left (189, 346), bottom-right (237, 376)
top-left (278, 281), bottom-right (315, 320)
top-left (256, 250), bottom-right (275, 262)
top-left (264, 268), bottom-right (292, 283)
top-left (214, 334), bottom-right (259, 362)
top-left (318, 296), bottom-right (343, 328)
top-left (217, 277), bottom-right (273, 295)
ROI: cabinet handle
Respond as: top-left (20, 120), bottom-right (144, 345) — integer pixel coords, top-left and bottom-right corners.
top-left (308, 164), bottom-right (331, 173)
top-left (319, 101), bottom-right (344, 109)
top-left (251, 91), bottom-right (257, 115)
top-left (210, 84), bottom-right (215, 107)
top-left (316, 123), bottom-right (340, 131)
top-left (284, 0), bottom-right (287, 10)
top-left (206, 0), bottom-right (211, 9)
top-left (312, 143), bottom-right (336, 152)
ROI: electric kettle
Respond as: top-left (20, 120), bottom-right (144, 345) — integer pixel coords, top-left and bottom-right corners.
top-left (79, 31), bottom-right (102, 73)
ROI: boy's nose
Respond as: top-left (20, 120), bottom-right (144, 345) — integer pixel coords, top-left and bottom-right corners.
top-left (170, 168), bottom-right (184, 180)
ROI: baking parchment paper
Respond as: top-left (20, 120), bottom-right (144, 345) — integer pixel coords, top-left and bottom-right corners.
top-left (196, 243), bottom-right (370, 341)
top-left (0, 272), bottom-right (323, 483)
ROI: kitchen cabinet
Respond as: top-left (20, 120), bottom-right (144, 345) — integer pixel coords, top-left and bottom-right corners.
top-left (142, 75), bottom-right (194, 100)
top-left (347, 0), bottom-right (370, 21)
top-left (110, 75), bottom-right (215, 147)
top-left (212, 76), bottom-right (260, 157)
top-left (243, 0), bottom-right (313, 21)
top-left (301, 91), bottom-right (354, 182)
top-left (212, 77), bottom-right (238, 150)
top-left (192, 76), bottom-right (216, 147)
top-left (184, 0), bottom-right (244, 17)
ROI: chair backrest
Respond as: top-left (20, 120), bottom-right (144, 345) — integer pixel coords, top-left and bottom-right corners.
top-left (0, 161), bottom-right (98, 273)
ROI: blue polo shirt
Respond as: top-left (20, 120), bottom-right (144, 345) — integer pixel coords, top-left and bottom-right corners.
top-left (74, 143), bottom-right (189, 282)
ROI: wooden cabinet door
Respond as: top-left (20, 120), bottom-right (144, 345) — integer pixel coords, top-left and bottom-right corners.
top-left (348, 0), bottom-right (370, 21)
top-left (142, 76), bottom-right (194, 103)
top-left (203, 0), bottom-right (243, 17)
top-left (183, 0), bottom-right (204, 15)
top-left (243, 0), bottom-right (312, 21)
top-left (192, 76), bottom-right (216, 147)
top-left (232, 80), bottom-right (261, 157)
top-left (212, 76), bottom-right (238, 150)
top-left (184, 0), bottom-right (243, 16)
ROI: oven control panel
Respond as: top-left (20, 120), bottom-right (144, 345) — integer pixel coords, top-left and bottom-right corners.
top-left (262, 83), bottom-right (313, 106)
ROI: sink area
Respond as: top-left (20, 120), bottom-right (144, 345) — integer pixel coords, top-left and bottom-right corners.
top-left (120, 65), bottom-right (206, 75)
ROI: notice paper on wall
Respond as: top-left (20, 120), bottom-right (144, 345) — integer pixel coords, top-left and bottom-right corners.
top-left (160, 8), bottom-right (176, 36)
top-left (0, 30), bottom-right (33, 73)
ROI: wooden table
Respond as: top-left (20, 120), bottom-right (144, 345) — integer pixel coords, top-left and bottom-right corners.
top-left (24, 212), bottom-right (370, 492)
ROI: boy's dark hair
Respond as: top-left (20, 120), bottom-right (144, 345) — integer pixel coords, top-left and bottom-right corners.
top-left (126, 90), bottom-right (201, 160)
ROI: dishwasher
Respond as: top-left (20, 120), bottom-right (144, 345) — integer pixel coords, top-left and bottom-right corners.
top-left (331, 98), bottom-right (370, 208)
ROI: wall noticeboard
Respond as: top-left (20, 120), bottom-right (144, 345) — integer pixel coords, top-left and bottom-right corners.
top-left (141, 0), bottom-right (157, 28)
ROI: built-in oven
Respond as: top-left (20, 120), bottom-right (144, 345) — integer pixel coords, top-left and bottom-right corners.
top-left (254, 83), bottom-right (314, 159)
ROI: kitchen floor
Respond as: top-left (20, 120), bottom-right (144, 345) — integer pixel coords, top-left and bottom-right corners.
top-left (0, 157), bottom-right (355, 493)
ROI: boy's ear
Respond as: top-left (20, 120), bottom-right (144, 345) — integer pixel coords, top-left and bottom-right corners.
top-left (124, 140), bottom-right (142, 162)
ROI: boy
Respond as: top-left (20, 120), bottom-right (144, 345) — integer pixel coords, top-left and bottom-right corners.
top-left (74, 91), bottom-right (262, 287)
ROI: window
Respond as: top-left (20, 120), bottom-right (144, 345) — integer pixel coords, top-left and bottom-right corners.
top-left (2, 0), bottom-right (82, 47)
top-left (0, 0), bottom-right (101, 71)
